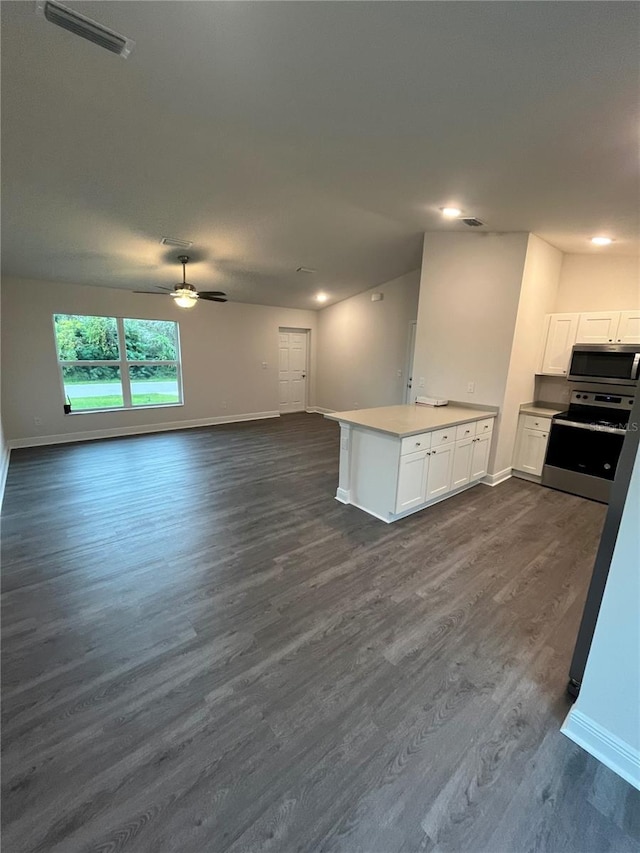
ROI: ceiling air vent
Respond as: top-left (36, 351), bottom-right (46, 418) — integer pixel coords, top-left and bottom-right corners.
top-left (296, 266), bottom-right (317, 274)
top-left (161, 236), bottom-right (193, 249)
top-left (462, 217), bottom-right (484, 227)
top-left (36, 0), bottom-right (135, 58)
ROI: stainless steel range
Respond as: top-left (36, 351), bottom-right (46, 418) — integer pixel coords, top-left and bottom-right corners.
top-left (542, 390), bottom-right (635, 503)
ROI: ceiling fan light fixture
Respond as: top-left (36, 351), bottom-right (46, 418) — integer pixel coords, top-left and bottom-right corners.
top-left (172, 288), bottom-right (198, 309)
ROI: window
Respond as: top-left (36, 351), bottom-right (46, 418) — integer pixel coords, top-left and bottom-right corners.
top-left (53, 314), bottom-right (183, 412)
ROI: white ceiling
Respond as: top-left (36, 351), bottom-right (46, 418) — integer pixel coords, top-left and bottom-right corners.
top-left (1, 1), bottom-right (638, 309)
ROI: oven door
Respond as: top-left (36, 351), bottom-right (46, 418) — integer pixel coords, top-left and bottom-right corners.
top-left (544, 421), bottom-right (625, 481)
top-left (568, 346), bottom-right (640, 386)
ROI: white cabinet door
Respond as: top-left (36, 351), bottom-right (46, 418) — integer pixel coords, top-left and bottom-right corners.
top-left (616, 310), bottom-right (640, 344)
top-left (470, 434), bottom-right (491, 481)
top-left (426, 444), bottom-right (454, 500)
top-left (396, 450), bottom-right (428, 513)
top-left (451, 437), bottom-right (473, 489)
top-left (514, 427), bottom-right (549, 476)
top-left (540, 314), bottom-right (579, 375)
top-left (576, 312), bottom-right (620, 344)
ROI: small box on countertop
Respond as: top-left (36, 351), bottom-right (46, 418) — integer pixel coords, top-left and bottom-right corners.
top-left (416, 396), bottom-right (449, 407)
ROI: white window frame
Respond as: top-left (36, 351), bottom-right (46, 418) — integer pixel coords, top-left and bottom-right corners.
top-left (54, 315), bottom-right (184, 413)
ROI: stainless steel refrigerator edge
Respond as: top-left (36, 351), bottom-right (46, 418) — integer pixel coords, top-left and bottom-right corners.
top-left (568, 392), bottom-right (640, 698)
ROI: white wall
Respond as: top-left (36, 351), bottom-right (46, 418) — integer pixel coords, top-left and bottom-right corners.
top-left (555, 254), bottom-right (640, 313)
top-left (315, 270), bottom-right (420, 412)
top-left (0, 279), bottom-right (9, 504)
top-left (562, 444), bottom-right (640, 790)
top-left (1, 276), bottom-right (317, 445)
top-left (412, 232), bottom-right (529, 412)
top-left (494, 235), bottom-right (563, 474)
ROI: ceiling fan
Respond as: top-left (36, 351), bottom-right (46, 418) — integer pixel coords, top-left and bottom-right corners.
top-left (135, 255), bottom-right (227, 309)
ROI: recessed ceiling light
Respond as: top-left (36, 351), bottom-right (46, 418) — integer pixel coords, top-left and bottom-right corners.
top-left (590, 236), bottom-right (614, 246)
top-left (316, 293), bottom-right (328, 303)
top-left (440, 207), bottom-right (462, 219)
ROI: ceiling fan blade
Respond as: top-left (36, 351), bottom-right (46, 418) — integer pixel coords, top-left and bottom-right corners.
top-left (199, 294), bottom-right (228, 302)
top-left (134, 290), bottom-right (170, 295)
top-left (198, 291), bottom-right (227, 297)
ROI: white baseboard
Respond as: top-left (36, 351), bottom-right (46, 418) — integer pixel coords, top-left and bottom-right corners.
top-left (562, 708), bottom-right (640, 791)
top-left (512, 469), bottom-right (542, 484)
top-left (482, 467), bottom-right (512, 487)
top-left (7, 411), bottom-right (281, 450)
top-left (0, 445), bottom-right (10, 510)
top-left (335, 488), bottom-right (350, 504)
top-left (308, 406), bottom-right (335, 415)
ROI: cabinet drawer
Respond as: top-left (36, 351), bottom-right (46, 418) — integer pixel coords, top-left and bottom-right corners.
top-left (431, 426), bottom-right (455, 447)
top-left (400, 432), bottom-right (432, 456)
top-left (523, 414), bottom-right (551, 432)
top-left (475, 418), bottom-right (494, 436)
top-left (455, 422), bottom-right (476, 441)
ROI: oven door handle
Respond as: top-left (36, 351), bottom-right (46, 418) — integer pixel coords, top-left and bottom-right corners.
top-left (631, 352), bottom-right (640, 380)
top-left (553, 419), bottom-right (627, 436)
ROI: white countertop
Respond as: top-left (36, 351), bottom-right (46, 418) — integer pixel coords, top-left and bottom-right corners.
top-left (519, 401), bottom-right (564, 417)
top-left (325, 404), bottom-right (497, 438)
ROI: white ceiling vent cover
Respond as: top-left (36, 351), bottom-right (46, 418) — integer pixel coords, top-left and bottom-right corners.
top-left (36, 1), bottom-right (135, 58)
top-left (161, 236), bottom-right (193, 249)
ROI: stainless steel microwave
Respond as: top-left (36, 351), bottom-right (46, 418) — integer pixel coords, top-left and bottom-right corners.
top-left (568, 344), bottom-right (640, 386)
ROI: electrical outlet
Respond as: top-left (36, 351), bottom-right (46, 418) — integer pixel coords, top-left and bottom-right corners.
top-left (34, 417), bottom-right (42, 426)
top-left (221, 401), bottom-right (227, 409)
top-left (418, 377), bottom-right (425, 388)
top-left (467, 381), bottom-right (475, 393)
top-left (354, 402), bottom-right (359, 409)
top-left (397, 369), bottom-right (402, 377)
top-left (261, 362), bottom-right (268, 369)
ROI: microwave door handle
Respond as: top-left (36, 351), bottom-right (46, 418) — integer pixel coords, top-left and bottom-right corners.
top-left (632, 353), bottom-right (640, 380)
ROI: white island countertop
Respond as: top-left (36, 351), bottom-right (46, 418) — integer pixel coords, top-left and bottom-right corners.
top-left (325, 404), bottom-right (497, 438)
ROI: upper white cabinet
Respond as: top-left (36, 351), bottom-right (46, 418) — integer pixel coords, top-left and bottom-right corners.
top-left (576, 312), bottom-right (620, 344)
top-left (575, 310), bottom-right (640, 345)
top-left (539, 314), bottom-right (578, 375)
top-left (539, 308), bottom-right (640, 375)
top-left (617, 310), bottom-right (640, 344)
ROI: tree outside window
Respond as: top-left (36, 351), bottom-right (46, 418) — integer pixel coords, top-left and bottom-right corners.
top-left (53, 314), bottom-right (183, 411)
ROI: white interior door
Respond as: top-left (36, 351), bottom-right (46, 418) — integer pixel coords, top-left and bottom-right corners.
top-left (404, 322), bottom-right (417, 404)
top-left (279, 329), bottom-right (308, 413)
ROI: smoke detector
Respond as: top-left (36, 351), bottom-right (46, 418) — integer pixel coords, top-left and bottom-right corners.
top-left (36, 0), bottom-right (135, 58)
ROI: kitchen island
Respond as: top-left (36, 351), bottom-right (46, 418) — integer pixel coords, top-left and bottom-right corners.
top-left (325, 404), bottom-right (497, 522)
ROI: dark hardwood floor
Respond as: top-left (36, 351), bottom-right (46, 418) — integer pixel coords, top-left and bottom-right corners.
top-left (2, 413), bottom-right (638, 853)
